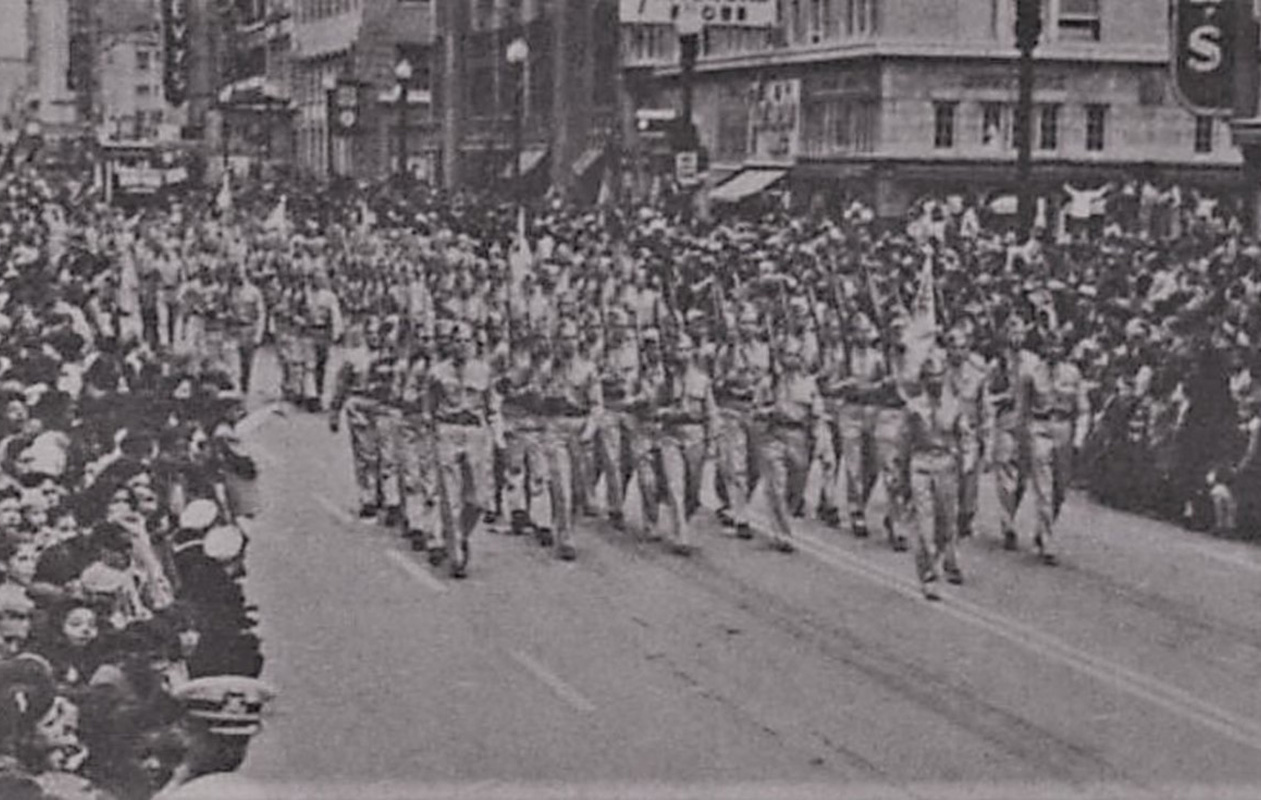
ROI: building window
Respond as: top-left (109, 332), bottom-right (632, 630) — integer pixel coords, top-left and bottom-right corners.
top-left (1037, 104), bottom-right (1059, 150)
top-left (933, 101), bottom-right (957, 149)
top-left (136, 50), bottom-right (151, 71)
top-left (136, 84), bottom-right (151, 97)
top-left (982, 102), bottom-right (1008, 149)
top-left (1194, 115), bottom-right (1214, 153)
top-left (1085, 104), bottom-right (1107, 151)
top-left (1058, 0), bottom-right (1101, 42)
top-left (846, 0), bottom-right (878, 35)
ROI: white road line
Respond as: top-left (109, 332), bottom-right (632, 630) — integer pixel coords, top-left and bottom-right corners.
top-left (314, 494), bottom-right (355, 526)
top-left (239, 402), bottom-right (283, 436)
top-left (384, 549), bottom-right (449, 595)
top-left (507, 649), bottom-right (597, 713)
top-left (792, 528), bottom-right (1261, 754)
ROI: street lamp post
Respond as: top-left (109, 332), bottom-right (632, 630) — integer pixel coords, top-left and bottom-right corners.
top-left (321, 72), bottom-right (337, 180)
top-left (1014, 0), bottom-right (1041, 240)
top-left (506, 37), bottom-right (530, 204)
top-left (395, 59), bottom-right (413, 180)
top-left (675, 6), bottom-right (702, 154)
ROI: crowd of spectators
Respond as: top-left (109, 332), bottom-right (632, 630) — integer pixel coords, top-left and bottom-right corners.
top-left (0, 168), bottom-right (264, 800)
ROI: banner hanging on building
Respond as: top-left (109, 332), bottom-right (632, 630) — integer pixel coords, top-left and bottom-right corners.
top-left (161, 0), bottom-right (190, 107)
top-left (749, 79), bottom-right (800, 163)
top-left (620, 0), bottom-right (777, 28)
top-left (1170, 0), bottom-right (1236, 116)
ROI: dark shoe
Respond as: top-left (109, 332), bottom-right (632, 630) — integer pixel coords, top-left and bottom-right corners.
top-left (1002, 528), bottom-right (1018, 551)
top-left (958, 517), bottom-right (973, 539)
top-left (510, 510), bottom-right (531, 536)
top-left (428, 546), bottom-right (447, 567)
top-left (944, 564), bottom-right (964, 585)
top-left (717, 508), bottom-right (735, 528)
top-left (557, 542), bottom-right (577, 561)
top-left (536, 527), bottom-right (555, 548)
top-left (382, 506), bottom-right (404, 529)
top-left (820, 507), bottom-right (841, 528)
top-left (609, 511), bottom-right (625, 531)
top-left (1035, 536), bottom-right (1059, 566)
top-left (451, 544), bottom-right (469, 579)
top-left (405, 530), bottom-right (427, 552)
top-left (306, 398), bottom-right (323, 413)
top-left (852, 516), bottom-right (869, 538)
top-left (670, 542), bottom-right (695, 557)
top-left (735, 522), bottom-right (754, 540)
top-left (922, 576), bottom-right (942, 601)
top-left (483, 510), bottom-right (500, 525)
top-left (358, 504), bottom-right (379, 519)
top-left (886, 517), bottom-right (908, 552)
top-left (770, 538), bottom-right (796, 554)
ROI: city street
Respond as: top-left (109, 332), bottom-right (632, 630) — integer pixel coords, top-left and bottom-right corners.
top-left (227, 353), bottom-right (1261, 799)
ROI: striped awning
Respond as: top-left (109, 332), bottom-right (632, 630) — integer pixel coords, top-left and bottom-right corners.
top-left (709, 168), bottom-right (786, 203)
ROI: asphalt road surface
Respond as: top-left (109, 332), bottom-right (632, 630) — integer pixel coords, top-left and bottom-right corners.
top-left (230, 351), bottom-right (1261, 799)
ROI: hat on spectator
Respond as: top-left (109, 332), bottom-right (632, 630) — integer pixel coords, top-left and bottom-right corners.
top-left (172, 676), bottom-right (274, 737)
top-left (0, 583), bottom-right (34, 615)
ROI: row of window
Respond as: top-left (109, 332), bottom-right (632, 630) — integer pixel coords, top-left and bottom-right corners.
top-left (294, 0), bottom-right (359, 22)
top-left (801, 98), bottom-right (879, 155)
top-left (932, 101), bottom-right (1218, 153)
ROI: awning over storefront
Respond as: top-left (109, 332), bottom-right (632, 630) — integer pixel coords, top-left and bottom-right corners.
top-left (571, 145), bottom-right (605, 177)
top-left (218, 76), bottom-right (293, 110)
top-left (709, 168), bottom-right (786, 203)
top-left (502, 147), bottom-right (548, 179)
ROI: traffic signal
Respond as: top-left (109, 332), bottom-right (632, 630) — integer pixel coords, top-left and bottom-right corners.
top-left (1015, 0), bottom-right (1042, 52)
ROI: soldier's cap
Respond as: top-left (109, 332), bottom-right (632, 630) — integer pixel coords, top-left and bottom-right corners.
top-left (945, 327), bottom-right (971, 348)
top-left (920, 354), bottom-right (947, 379)
top-left (179, 499), bottom-right (219, 532)
top-left (557, 319), bottom-right (580, 340)
top-left (685, 309), bottom-right (707, 325)
top-left (173, 676), bottom-right (275, 737)
top-left (738, 306), bottom-right (760, 326)
top-left (641, 327), bottom-right (661, 344)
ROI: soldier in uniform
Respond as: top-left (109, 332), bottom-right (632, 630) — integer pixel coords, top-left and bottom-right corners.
top-left (306, 271), bottom-right (344, 411)
top-left (499, 328), bottom-right (549, 538)
top-left (756, 334), bottom-right (830, 551)
top-left (397, 321), bottom-right (441, 552)
top-left (988, 316), bottom-right (1041, 551)
top-left (713, 305), bottom-right (771, 540)
top-left (904, 354), bottom-right (976, 599)
top-left (1024, 330), bottom-right (1090, 564)
top-left (836, 313), bottom-right (910, 551)
top-left (624, 327), bottom-right (668, 539)
top-left (536, 319), bottom-right (602, 560)
top-left (225, 268), bottom-right (266, 395)
top-left (424, 321), bottom-right (499, 578)
top-left (944, 325), bottom-right (989, 538)
top-left (328, 320), bottom-right (383, 518)
top-left (595, 307), bottom-right (639, 529)
top-left (654, 332), bottom-right (717, 554)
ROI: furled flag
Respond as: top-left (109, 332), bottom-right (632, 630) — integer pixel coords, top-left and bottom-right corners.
top-left (358, 197), bottom-right (377, 233)
top-left (263, 195), bottom-right (289, 234)
top-left (507, 205), bottom-right (533, 313)
top-left (905, 248), bottom-right (939, 374)
top-left (215, 171), bottom-right (233, 213)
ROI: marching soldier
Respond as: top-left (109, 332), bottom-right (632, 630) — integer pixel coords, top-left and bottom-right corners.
top-left (536, 319), bottom-right (602, 561)
top-left (623, 327), bottom-right (668, 539)
top-left (425, 321), bottom-right (499, 578)
top-left (756, 334), bottom-right (830, 552)
top-left (306, 271), bottom-right (344, 411)
top-left (713, 305), bottom-right (771, 540)
top-left (816, 311), bottom-right (850, 527)
top-left (988, 316), bottom-right (1041, 551)
top-left (904, 354), bottom-right (976, 599)
top-left (837, 313), bottom-right (910, 551)
top-left (225, 268), bottom-right (266, 395)
top-left (1024, 330), bottom-right (1090, 564)
top-left (944, 325), bottom-right (989, 538)
top-left (328, 320), bottom-right (383, 519)
top-left (654, 332), bottom-right (717, 554)
top-left (499, 328), bottom-right (549, 538)
top-left (595, 307), bottom-right (639, 529)
top-left (397, 321), bottom-right (441, 552)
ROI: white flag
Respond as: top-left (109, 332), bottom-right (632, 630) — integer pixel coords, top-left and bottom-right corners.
top-left (906, 251), bottom-right (938, 373)
top-left (264, 195), bottom-right (289, 233)
top-left (216, 172), bottom-right (233, 213)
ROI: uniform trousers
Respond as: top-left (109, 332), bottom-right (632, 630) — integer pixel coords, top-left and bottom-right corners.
top-left (760, 424), bottom-right (811, 543)
top-left (399, 414), bottom-right (442, 545)
top-left (1031, 419), bottom-right (1074, 546)
top-left (435, 423), bottom-right (493, 557)
top-left (345, 398), bottom-right (381, 509)
top-left (659, 423), bottom-right (707, 546)
top-left (993, 412), bottom-right (1030, 534)
top-left (715, 408), bottom-right (753, 526)
top-left (910, 454), bottom-right (960, 581)
top-left (838, 404), bottom-right (908, 526)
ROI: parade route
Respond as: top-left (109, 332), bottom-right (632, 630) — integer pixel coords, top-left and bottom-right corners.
top-left (235, 360), bottom-right (1261, 797)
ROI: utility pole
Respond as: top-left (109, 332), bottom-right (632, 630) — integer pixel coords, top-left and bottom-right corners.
top-left (441, 0), bottom-right (467, 191)
top-left (1014, 0), bottom-right (1041, 241)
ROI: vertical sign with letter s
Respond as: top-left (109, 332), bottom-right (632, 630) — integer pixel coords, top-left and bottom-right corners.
top-left (1171, 0), bottom-right (1237, 115)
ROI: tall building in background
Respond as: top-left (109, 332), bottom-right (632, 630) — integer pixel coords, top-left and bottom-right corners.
top-left (31, 0), bottom-right (78, 132)
top-left (98, 0), bottom-right (186, 141)
top-left (623, 0), bottom-right (1243, 216)
top-left (0, 0), bottom-right (32, 132)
